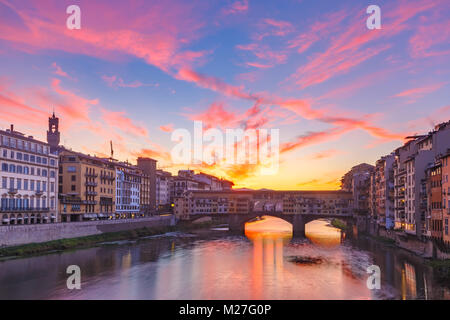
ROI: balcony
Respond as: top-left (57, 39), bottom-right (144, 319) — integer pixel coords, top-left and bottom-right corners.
top-left (100, 174), bottom-right (115, 181)
top-left (35, 190), bottom-right (44, 196)
top-left (85, 181), bottom-right (98, 187)
top-left (85, 191), bottom-right (98, 196)
top-left (85, 172), bottom-right (98, 178)
top-left (8, 188), bottom-right (18, 195)
top-left (82, 200), bottom-right (97, 205)
top-left (0, 207), bottom-right (50, 213)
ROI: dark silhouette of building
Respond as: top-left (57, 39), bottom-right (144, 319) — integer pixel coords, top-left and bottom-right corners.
top-left (137, 157), bottom-right (157, 214)
top-left (47, 112), bottom-right (60, 153)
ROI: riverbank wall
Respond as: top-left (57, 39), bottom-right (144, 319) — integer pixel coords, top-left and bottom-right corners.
top-left (0, 215), bottom-right (176, 247)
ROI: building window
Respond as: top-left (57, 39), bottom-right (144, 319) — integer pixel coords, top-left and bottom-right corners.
top-left (1, 163), bottom-right (7, 172)
top-left (67, 166), bottom-right (76, 173)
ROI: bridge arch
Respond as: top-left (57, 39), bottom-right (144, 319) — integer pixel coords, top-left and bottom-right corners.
top-left (228, 213), bottom-right (354, 237)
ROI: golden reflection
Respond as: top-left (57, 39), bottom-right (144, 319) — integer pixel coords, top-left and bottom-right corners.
top-left (305, 219), bottom-right (343, 247)
top-left (402, 262), bottom-right (417, 299)
top-left (245, 216), bottom-right (292, 299)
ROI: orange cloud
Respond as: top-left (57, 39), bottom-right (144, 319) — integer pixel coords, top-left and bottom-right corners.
top-left (159, 124), bottom-right (175, 133)
top-left (100, 109), bottom-right (148, 137)
top-left (310, 149), bottom-right (343, 160)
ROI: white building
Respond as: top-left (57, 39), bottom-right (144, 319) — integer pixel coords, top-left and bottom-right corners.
top-left (115, 163), bottom-right (141, 218)
top-left (156, 169), bottom-right (172, 209)
top-left (0, 125), bottom-right (58, 225)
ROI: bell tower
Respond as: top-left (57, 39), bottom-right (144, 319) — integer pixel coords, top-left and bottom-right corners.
top-left (47, 111), bottom-right (60, 153)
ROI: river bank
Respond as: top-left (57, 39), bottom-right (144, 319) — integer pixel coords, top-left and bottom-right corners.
top-left (331, 218), bottom-right (450, 283)
top-left (0, 220), bottom-right (213, 261)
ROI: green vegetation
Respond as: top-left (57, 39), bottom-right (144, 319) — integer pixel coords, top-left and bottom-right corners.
top-left (427, 259), bottom-right (450, 282)
top-left (0, 220), bottom-right (214, 260)
top-left (330, 218), bottom-right (350, 231)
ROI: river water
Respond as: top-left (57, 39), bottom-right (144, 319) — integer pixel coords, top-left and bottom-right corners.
top-left (0, 217), bottom-right (449, 300)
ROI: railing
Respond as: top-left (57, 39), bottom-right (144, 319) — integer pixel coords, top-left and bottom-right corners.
top-left (0, 207), bottom-right (50, 212)
top-left (85, 173), bottom-right (98, 178)
top-left (100, 174), bottom-right (115, 180)
top-left (8, 188), bottom-right (18, 194)
top-left (85, 181), bottom-right (98, 187)
top-left (85, 191), bottom-right (98, 196)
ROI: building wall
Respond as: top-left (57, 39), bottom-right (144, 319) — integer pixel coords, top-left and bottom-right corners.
top-left (0, 215), bottom-right (174, 247)
top-left (115, 165), bottom-right (141, 218)
top-left (0, 128), bottom-right (58, 225)
top-left (429, 163), bottom-right (442, 240)
top-left (59, 150), bottom-right (115, 221)
top-left (442, 154), bottom-right (450, 244)
top-left (137, 158), bottom-right (157, 213)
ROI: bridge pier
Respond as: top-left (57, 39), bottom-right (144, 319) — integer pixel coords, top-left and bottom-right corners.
top-left (228, 214), bottom-right (246, 234)
top-left (291, 214), bottom-right (306, 237)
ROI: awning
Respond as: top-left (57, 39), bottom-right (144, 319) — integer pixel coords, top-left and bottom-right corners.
top-left (2, 218), bottom-right (9, 223)
top-left (43, 216), bottom-right (49, 220)
top-left (17, 217), bottom-right (23, 220)
top-left (51, 215), bottom-right (56, 219)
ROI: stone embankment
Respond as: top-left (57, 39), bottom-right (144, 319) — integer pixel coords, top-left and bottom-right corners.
top-left (0, 215), bottom-right (176, 247)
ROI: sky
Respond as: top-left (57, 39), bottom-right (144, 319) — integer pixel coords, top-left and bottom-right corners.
top-left (0, 0), bottom-right (449, 190)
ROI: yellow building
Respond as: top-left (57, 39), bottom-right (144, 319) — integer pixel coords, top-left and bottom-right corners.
top-left (174, 190), bottom-right (253, 220)
top-left (58, 149), bottom-right (115, 222)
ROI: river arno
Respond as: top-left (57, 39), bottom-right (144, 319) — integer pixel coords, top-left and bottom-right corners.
top-left (0, 217), bottom-right (449, 300)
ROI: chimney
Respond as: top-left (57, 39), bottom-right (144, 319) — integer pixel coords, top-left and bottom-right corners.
top-left (10, 124), bottom-right (13, 132)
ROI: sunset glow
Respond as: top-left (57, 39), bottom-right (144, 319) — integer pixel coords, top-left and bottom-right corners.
top-left (0, 0), bottom-right (449, 189)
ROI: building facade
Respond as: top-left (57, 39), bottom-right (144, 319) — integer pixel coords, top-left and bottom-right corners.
top-left (115, 162), bottom-right (142, 219)
top-left (373, 154), bottom-right (395, 229)
top-left (427, 161), bottom-right (442, 240)
top-left (156, 169), bottom-right (172, 210)
top-left (440, 151), bottom-right (450, 245)
top-left (58, 149), bottom-right (115, 221)
top-left (1, 125), bottom-right (58, 225)
top-left (137, 157), bottom-right (157, 214)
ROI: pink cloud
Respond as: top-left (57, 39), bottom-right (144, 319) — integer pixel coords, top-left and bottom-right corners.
top-left (101, 108), bottom-right (149, 137)
top-left (159, 124), bottom-right (174, 133)
top-left (290, 0), bottom-right (441, 89)
top-left (51, 62), bottom-right (73, 80)
top-left (101, 75), bottom-right (158, 88)
top-left (393, 82), bottom-right (446, 102)
top-left (223, 0), bottom-right (249, 15)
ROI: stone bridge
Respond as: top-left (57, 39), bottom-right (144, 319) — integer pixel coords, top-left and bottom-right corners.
top-left (190, 211), bottom-right (354, 237)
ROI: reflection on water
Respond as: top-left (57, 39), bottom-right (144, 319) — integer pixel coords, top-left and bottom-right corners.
top-left (0, 217), bottom-right (449, 299)
top-left (305, 219), bottom-right (344, 248)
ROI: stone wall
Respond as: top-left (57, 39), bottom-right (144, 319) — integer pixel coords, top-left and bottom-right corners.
top-left (0, 215), bottom-right (175, 247)
top-left (378, 228), bottom-right (434, 258)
